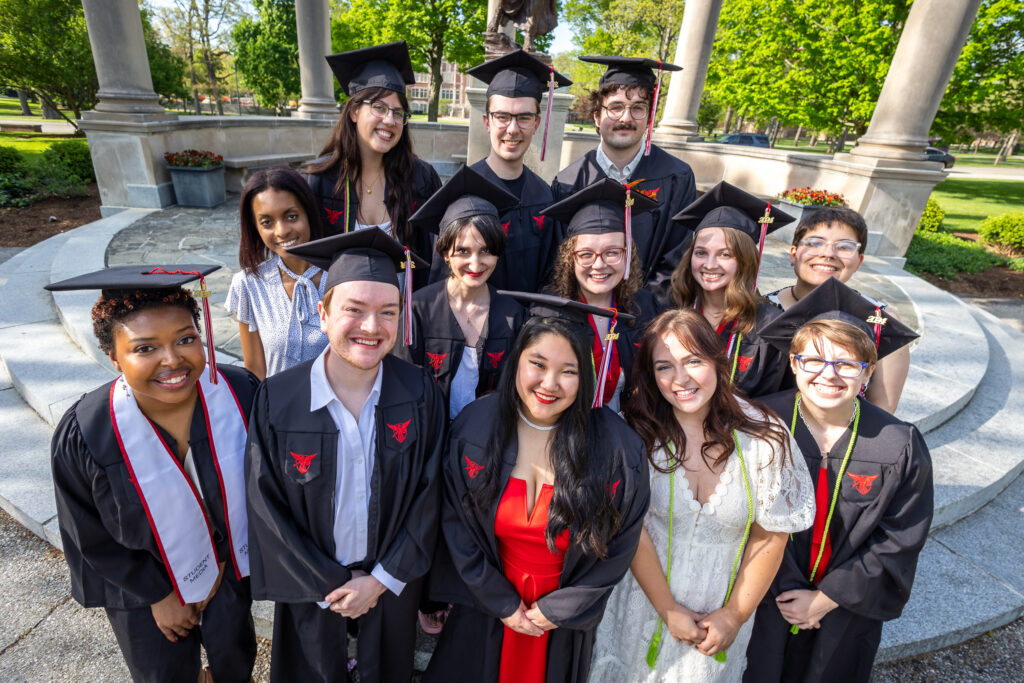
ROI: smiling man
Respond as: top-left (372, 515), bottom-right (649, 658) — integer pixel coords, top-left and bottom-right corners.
top-left (457, 49), bottom-right (571, 293)
top-left (552, 56), bottom-right (697, 303)
top-left (245, 228), bottom-right (446, 683)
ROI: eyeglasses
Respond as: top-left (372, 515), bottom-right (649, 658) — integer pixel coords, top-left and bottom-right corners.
top-left (601, 102), bottom-right (651, 121)
top-left (573, 248), bottom-right (626, 267)
top-left (359, 99), bottom-right (411, 126)
top-left (488, 111), bottom-right (538, 127)
top-left (797, 237), bottom-right (862, 258)
top-left (792, 354), bottom-right (870, 379)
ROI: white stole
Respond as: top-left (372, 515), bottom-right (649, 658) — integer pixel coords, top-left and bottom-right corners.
top-left (109, 366), bottom-right (249, 605)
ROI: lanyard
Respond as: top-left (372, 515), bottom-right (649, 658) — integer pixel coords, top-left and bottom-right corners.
top-left (788, 394), bottom-right (861, 634)
top-left (646, 432), bottom-right (753, 668)
top-left (697, 302), bottom-right (744, 386)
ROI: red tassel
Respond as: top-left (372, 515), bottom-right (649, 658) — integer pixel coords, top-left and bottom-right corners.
top-left (752, 202), bottom-right (773, 292)
top-left (624, 186), bottom-right (634, 281)
top-left (145, 267), bottom-right (217, 384)
top-left (541, 64), bottom-right (555, 162)
top-left (403, 247), bottom-right (414, 346)
top-left (592, 309), bottom-right (619, 409)
top-left (644, 61), bottom-right (662, 156)
top-left (873, 307), bottom-right (883, 349)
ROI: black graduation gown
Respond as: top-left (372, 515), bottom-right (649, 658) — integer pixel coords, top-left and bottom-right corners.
top-left (601, 288), bottom-right (663, 392)
top-left (744, 389), bottom-right (934, 683)
top-left (394, 281), bottom-right (525, 404)
top-left (245, 353), bottom-right (446, 683)
top-left (722, 301), bottom-right (787, 399)
top-left (50, 364), bottom-right (260, 683)
top-left (551, 145), bottom-right (697, 298)
top-left (423, 394), bottom-right (651, 683)
top-left (304, 156), bottom-right (443, 289)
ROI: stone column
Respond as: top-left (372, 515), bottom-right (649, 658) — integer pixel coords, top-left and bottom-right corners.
top-left (654, 0), bottom-right (724, 142)
top-left (80, 0), bottom-right (174, 121)
top-left (294, 0), bottom-right (339, 119)
top-left (848, 0), bottom-right (982, 163)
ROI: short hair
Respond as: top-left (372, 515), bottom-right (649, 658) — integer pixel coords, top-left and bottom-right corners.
top-left (586, 84), bottom-right (654, 122)
top-left (792, 207), bottom-right (869, 254)
top-left (485, 96), bottom-right (540, 115)
top-left (790, 319), bottom-right (878, 366)
top-left (91, 288), bottom-right (201, 354)
top-left (435, 214), bottom-right (507, 259)
top-left (238, 166), bottom-right (325, 273)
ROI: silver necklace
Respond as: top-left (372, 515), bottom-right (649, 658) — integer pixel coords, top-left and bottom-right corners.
top-left (517, 407), bottom-right (557, 431)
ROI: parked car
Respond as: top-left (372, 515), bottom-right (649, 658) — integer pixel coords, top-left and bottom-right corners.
top-left (925, 146), bottom-right (956, 168)
top-left (717, 133), bottom-right (770, 148)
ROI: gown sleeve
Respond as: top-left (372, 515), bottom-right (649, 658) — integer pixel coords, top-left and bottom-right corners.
top-left (244, 383), bottom-right (352, 602)
top-left (51, 405), bottom-right (172, 608)
top-left (535, 426), bottom-right (652, 631)
top-left (751, 424), bottom-right (815, 533)
top-left (815, 426), bottom-right (934, 621)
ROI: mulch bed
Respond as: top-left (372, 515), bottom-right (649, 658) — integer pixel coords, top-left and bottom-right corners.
top-left (0, 183), bottom-right (101, 247)
top-left (920, 267), bottom-right (1024, 298)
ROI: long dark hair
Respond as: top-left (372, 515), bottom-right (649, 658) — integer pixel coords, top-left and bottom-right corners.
top-left (548, 234), bottom-right (643, 325)
top-left (470, 317), bottom-right (620, 558)
top-left (623, 309), bottom-right (790, 473)
top-left (238, 166), bottom-right (325, 273)
top-left (302, 87), bottom-right (418, 244)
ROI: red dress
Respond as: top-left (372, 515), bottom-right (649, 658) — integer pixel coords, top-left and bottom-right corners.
top-left (495, 477), bottom-right (570, 683)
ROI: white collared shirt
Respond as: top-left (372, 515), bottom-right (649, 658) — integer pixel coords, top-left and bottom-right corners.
top-left (596, 140), bottom-right (646, 183)
top-left (309, 347), bottom-right (405, 597)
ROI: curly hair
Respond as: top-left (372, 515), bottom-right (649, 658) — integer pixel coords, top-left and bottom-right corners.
top-left (91, 288), bottom-right (201, 354)
top-left (586, 84), bottom-right (654, 123)
top-left (622, 309), bottom-right (791, 473)
top-left (548, 234), bottom-right (643, 325)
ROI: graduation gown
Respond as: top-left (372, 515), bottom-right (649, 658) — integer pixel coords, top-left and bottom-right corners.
top-left (724, 301), bottom-right (788, 399)
top-left (245, 353), bottom-right (446, 683)
top-left (304, 156), bottom-right (442, 288)
top-left (551, 145), bottom-right (697, 298)
top-left (744, 389), bottom-right (934, 683)
top-left (598, 288), bottom-right (663, 393)
top-left (423, 394), bottom-right (651, 683)
top-left (51, 364), bottom-right (260, 683)
top-left (394, 281), bottom-right (525, 403)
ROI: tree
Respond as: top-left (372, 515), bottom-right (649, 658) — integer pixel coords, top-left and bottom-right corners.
top-left (332, 0), bottom-right (487, 122)
top-left (232, 0), bottom-right (300, 114)
top-left (141, 5), bottom-right (189, 103)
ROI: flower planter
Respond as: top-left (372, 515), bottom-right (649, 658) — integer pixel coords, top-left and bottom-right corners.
top-left (168, 164), bottom-right (226, 208)
top-left (774, 200), bottom-right (827, 245)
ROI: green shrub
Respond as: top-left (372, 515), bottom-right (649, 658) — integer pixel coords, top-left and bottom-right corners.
top-left (916, 197), bottom-right (945, 233)
top-left (41, 140), bottom-right (94, 182)
top-left (0, 172), bottom-right (36, 207)
top-left (0, 145), bottom-right (24, 174)
top-left (905, 231), bottom-right (1005, 279)
top-left (1007, 256), bottom-right (1024, 272)
top-left (25, 157), bottom-right (86, 199)
top-left (978, 212), bottom-right (1024, 251)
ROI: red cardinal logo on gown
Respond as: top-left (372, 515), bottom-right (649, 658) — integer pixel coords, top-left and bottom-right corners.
top-left (501, 221), bottom-right (510, 235)
top-left (636, 186), bottom-right (660, 201)
top-left (532, 215), bottom-right (545, 231)
top-left (388, 420), bottom-right (412, 443)
top-left (608, 479), bottom-right (621, 498)
top-left (426, 352), bottom-right (447, 371)
top-left (738, 355), bottom-right (753, 372)
top-left (324, 208), bottom-right (344, 225)
top-left (847, 472), bottom-right (879, 494)
top-left (464, 456), bottom-right (484, 479)
top-left (486, 350), bottom-right (504, 368)
top-left (290, 451), bottom-right (317, 474)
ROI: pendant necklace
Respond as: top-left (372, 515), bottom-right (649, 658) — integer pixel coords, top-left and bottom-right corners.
top-left (517, 407), bottom-right (556, 431)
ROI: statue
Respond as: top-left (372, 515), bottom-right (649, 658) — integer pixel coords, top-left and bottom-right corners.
top-left (485, 0), bottom-right (557, 59)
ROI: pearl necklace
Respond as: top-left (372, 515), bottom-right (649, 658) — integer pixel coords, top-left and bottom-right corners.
top-left (517, 407), bottom-right (557, 431)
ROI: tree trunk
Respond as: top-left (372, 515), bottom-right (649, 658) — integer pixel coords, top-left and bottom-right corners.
top-left (427, 50), bottom-right (443, 123)
top-left (41, 100), bottom-right (60, 119)
top-left (735, 115), bottom-right (744, 133)
top-left (793, 124), bottom-right (802, 147)
top-left (809, 132), bottom-right (819, 147)
top-left (16, 90), bottom-right (31, 116)
top-left (996, 130), bottom-right (1020, 165)
top-left (722, 106), bottom-right (733, 137)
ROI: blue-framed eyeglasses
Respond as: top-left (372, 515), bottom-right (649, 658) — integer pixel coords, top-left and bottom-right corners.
top-left (792, 354), bottom-right (870, 379)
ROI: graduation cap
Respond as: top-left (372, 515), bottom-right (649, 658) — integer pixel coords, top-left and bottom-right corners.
top-left (287, 228), bottom-right (428, 345)
top-left (468, 50), bottom-right (572, 162)
top-left (580, 56), bottom-right (682, 156)
top-left (409, 164), bottom-right (519, 233)
top-left (758, 278), bottom-right (918, 360)
top-left (541, 178), bottom-right (659, 280)
top-left (497, 290), bottom-right (636, 409)
top-left (45, 265), bottom-right (222, 383)
top-left (325, 41), bottom-right (415, 97)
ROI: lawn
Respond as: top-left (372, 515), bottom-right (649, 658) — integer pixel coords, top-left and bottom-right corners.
top-left (930, 178), bottom-right (1024, 233)
top-left (0, 97), bottom-right (43, 119)
top-left (0, 131), bottom-right (81, 160)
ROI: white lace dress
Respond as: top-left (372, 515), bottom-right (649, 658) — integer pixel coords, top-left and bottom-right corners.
top-left (590, 409), bottom-right (815, 683)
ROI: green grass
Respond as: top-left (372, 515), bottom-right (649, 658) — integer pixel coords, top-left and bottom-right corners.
top-left (0, 97), bottom-right (44, 119)
top-left (930, 178), bottom-right (1024, 233)
top-left (905, 230), bottom-right (1006, 279)
top-left (0, 132), bottom-right (81, 160)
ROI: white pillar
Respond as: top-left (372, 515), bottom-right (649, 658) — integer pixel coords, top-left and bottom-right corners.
top-left (294, 0), bottom-right (338, 120)
top-left (654, 0), bottom-right (724, 142)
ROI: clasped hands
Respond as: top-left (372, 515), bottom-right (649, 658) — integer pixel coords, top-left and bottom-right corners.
top-left (501, 600), bottom-right (557, 637)
top-left (151, 561), bottom-right (226, 643)
top-left (661, 603), bottom-right (746, 657)
top-left (325, 570), bottom-right (388, 619)
top-left (775, 588), bottom-right (838, 630)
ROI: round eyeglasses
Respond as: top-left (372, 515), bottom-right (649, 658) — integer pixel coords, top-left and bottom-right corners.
top-left (601, 102), bottom-right (651, 121)
top-left (359, 99), bottom-right (411, 126)
top-left (792, 354), bottom-right (870, 379)
top-left (797, 237), bottom-right (862, 258)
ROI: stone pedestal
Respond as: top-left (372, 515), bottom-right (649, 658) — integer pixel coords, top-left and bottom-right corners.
top-left (293, 0), bottom-right (339, 120)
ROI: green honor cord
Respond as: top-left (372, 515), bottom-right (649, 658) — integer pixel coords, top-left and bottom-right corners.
top-left (788, 393), bottom-right (861, 635)
top-left (728, 333), bottom-right (743, 385)
top-left (646, 432), bottom-right (753, 668)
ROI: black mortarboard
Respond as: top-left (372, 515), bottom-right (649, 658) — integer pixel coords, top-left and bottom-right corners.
top-left (758, 278), bottom-right (919, 359)
top-left (672, 181), bottom-right (795, 243)
top-left (468, 49), bottom-right (571, 100)
top-left (579, 56), bottom-right (682, 90)
top-left (542, 177), bottom-right (658, 237)
top-left (45, 264), bottom-right (223, 382)
top-left (325, 41), bottom-right (415, 97)
top-left (409, 165), bottom-right (519, 233)
top-left (287, 228), bottom-right (426, 291)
